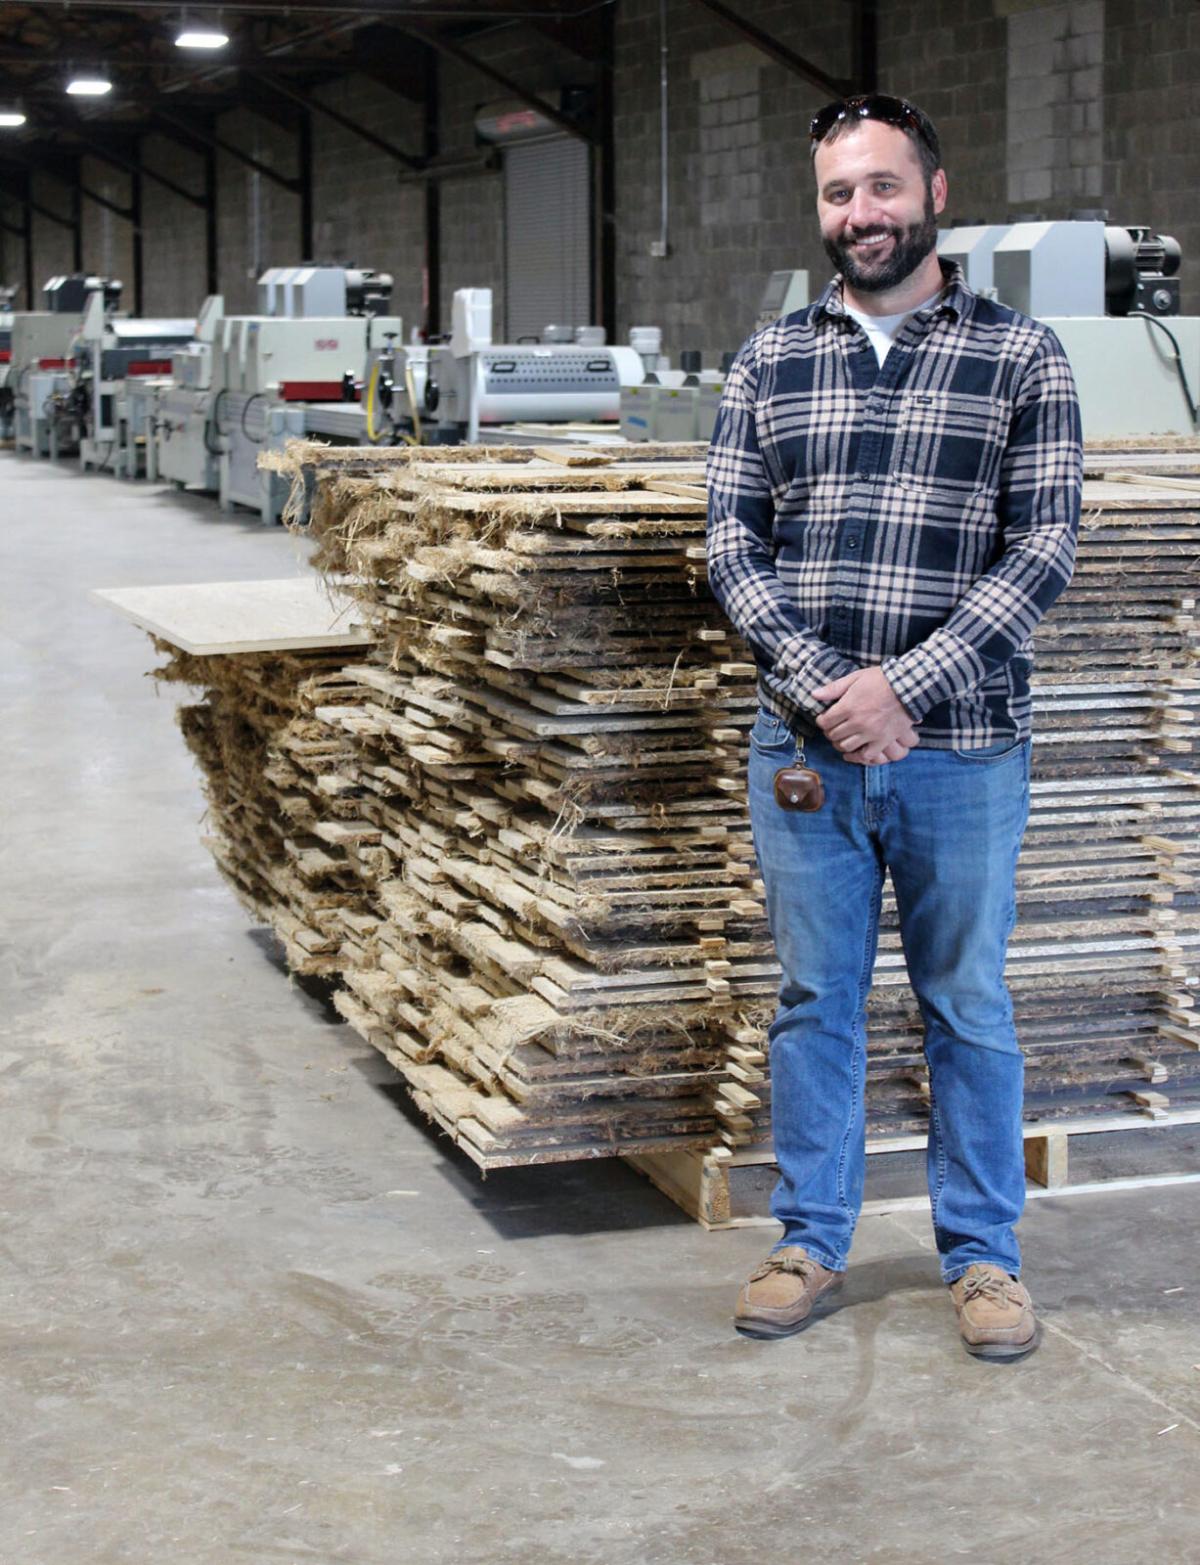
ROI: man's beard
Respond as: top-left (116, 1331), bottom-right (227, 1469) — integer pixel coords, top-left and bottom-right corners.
top-left (824, 194), bottom-right (939, 293)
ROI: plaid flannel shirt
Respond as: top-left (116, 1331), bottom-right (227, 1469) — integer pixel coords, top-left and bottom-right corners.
top-left (705, 261), bottom-right (1083, 748)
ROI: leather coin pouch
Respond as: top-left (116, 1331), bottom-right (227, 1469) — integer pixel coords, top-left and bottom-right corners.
top-left (773, 763), bottom-right (825, 812)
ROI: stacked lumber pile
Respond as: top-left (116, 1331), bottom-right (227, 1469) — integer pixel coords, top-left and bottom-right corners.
top-left (142, 440), bottom-right (1195, 1175)
top-left (267, 442), bottom-right (1200, 1165)
top-left (705, 460), bottom-right (1200, 1151)
top-left (155, 644), bottom-right (376, 977)
top-left (288, 444), bottom-right (772, 1164)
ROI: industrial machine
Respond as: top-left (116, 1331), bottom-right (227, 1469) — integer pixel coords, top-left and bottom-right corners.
top-left (620, 271), bottom-right (807, 443)
top-left (218, 265), bottom-right (401, 523)
top-left (11, 274), bottom-right (121, 457)
top-left (69, 290), bottom-right (194, 473)
top-left (940, 219), bottom-right (1197, 438)
top-left (380, 287), bottom-right (647, 446)
top-left (153, 295), bottom-right (226, 491)
top-left (755, 268), bottom-right (811, 330)
top-left (0, 284), bottom-right (16, 440)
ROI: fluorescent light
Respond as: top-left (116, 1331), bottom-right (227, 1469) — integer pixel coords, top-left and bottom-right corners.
top-left (66, 76), bottom-right (113, 96)
top-left (175, 29), bottom-right (229, 49)
top-left (0, 112), bottom-right (26, 127)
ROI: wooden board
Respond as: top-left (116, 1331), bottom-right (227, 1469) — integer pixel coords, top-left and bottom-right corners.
top-left (93, 576), bottom-right (373, 655)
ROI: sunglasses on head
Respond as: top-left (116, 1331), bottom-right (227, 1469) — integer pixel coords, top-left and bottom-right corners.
top-left (809, 94), bottom-right (933, 152)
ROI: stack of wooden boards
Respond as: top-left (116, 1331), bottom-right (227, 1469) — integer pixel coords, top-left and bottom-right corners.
top-left (91, 577), bottom-right (375, 978)
top-left (126, 439), bottom-right (1200, 1174)
top-left (274, 443), bottom-right (765, 1164)
top-left (703, 455), bottom-right (1200, 1151)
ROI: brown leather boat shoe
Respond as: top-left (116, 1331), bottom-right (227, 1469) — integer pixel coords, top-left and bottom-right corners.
top-left (949, 1263), bottom-right (1039, 1361)
top-left (734, 1245), bottom-right (845, 1340)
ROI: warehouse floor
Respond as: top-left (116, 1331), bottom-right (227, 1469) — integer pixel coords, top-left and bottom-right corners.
top-left (3, 451), bottom-right (1198, 1565)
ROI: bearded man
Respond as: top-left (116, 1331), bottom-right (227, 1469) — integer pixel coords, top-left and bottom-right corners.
top-left (706, 96), bottom-right (1082, 1360)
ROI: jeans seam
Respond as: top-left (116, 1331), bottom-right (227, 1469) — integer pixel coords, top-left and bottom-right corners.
top-left (834, 861), bottom-right (882, 1236)
top-left (928, 1076), bottom-right (947, 1245)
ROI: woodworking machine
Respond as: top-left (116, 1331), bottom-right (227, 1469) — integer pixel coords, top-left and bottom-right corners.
top-left (621, 271), bottom-right (808, 444)
top-left (382, 288), bottom-right (647, 445)
top-left (10, 274), bottom-right (121, 457)
top-left (217, 265), bottom-right (400, 523)
top-left (940, 219), bottom-right (1198, 438)
top-left (153, 294), bottom-right (226, 491)
top-left (69, 289), bottom-right (195, 473)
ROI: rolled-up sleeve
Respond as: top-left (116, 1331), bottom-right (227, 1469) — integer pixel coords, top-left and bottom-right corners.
top-left (706, 342), bottom-right (856, 717)
top-left (882, 329), bottom-right (1082, 719)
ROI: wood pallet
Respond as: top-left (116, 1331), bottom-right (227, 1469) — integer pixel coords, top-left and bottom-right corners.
top-left (625, 1104), bottom-right (1200, 1229)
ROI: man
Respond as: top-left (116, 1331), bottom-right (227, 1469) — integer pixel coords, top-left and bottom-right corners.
top-left (706, 95), bottom-right (1082, 1360)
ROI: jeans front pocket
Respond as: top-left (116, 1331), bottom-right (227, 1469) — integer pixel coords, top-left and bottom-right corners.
top-left (749, 708), bottom-right (797, 757)
top-left (951, 736), bottom-right (1027, 763)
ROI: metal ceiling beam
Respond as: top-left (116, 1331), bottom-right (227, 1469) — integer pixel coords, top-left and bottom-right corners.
top-left (852, 0), bottom-right (878, 93)
top-left (0, 183), bottom-right (75, 231)
top-left (156, 16), bottom-right (365, 95)
top-left (524, 10), bottom-right (607, 63)
top-left (243, 68), bottom-right (425, 170)
top-left (81, 182), bottom-right (135, 221)
top-left (392, 25), bottom-right (595, 144)
top-left (235, 71), bottom-right (303, 134)
top-left (348, 24), bottom-right (431, 103)
top-left (0, 43), bottom-right (358, 71)
top-left (2, 149), bottom-right (138, 221)
top-left (152, 108), bottom-right (301, 192)
top-left (3, 2), bottom-right (587, 14)
top-left (45, 115), bottom-right (209, 208)
top-left (423, 42), bottom-right (440, 337)
top-left (685, 0), bottom-right (851, 98)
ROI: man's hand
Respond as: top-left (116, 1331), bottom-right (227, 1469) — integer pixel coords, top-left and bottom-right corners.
top-left (812, 667), bottom-right (920, 764)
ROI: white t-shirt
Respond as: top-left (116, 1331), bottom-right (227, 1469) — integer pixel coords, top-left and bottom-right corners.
top-left (844, 287), bottom-right (944, 365)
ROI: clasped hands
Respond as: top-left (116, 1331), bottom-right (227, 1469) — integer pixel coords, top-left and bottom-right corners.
top-left (812, 667), bottom-right (919, 765)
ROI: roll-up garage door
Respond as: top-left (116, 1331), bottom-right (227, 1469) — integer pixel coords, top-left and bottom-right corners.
top-left (504, 135), bottom-right (591, 342)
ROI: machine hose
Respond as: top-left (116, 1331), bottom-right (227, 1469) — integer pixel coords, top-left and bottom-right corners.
top-left (366, 356), bottom-right (420, 446)
top-left (240, 391), bottom-right (267, 445)
top-left (364, 360), bottom-right (386, 444)
top-left (1131, 311), bottom-right (1199, 425)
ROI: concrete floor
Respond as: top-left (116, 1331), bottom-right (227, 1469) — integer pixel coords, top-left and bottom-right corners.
top-left (2, 450), bottom-right (1198, 1565)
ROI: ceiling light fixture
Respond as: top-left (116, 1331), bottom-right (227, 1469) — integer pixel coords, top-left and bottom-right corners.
top-left (0, 111), bottom-right (27, 127)
top-left (175, 28), bottom-right (229, 49)
top-left (66, 75), bottom-right (113, 96)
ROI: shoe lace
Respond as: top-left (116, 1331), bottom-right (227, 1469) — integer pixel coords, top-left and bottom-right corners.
top-left (962, 1268), bottom-right (1019, 1305)
top-left (752, 1253), bottom-right (817, 1283)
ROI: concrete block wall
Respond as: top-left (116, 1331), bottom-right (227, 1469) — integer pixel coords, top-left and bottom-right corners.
top-left (215, 107), bottom-right (302, 316)
top-left (309, 73), bottom-right (426, 336)
top-left (876, 1), bottom-right (1009, 228)
top-left (80, 158), bottom-right (135, 306)
top-left (28, 172), bottom-right (76, 304)
top-left (2, 1), bottom-right (1199, 338)
top-left (141, 134), bottom-right (209, 318)
top-left (1005, 1), bottom-right (1104, 207)
top-left (614, 0), bottom-right (852, 363)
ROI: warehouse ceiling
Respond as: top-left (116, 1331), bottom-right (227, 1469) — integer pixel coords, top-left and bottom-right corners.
top-left (0, 0), bottom-right (607, 150)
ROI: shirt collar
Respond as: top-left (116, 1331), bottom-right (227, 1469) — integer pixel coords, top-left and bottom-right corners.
top-left (815, 258), bottom-right (972, 325)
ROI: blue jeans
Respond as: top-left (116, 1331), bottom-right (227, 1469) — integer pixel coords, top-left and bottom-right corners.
top-left (747, 709), bottom-right (1031, 1284)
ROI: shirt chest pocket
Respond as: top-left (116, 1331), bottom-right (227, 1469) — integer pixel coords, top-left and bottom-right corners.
top-left (891, 389), bottom-right (1009, 493)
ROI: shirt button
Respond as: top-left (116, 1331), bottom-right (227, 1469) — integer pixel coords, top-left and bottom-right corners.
top-left (847, 538), bottom-right (858, 549)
